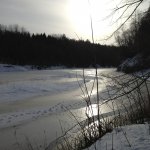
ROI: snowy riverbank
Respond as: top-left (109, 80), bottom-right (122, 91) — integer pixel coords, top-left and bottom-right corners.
top-left (0, 64), bottom-right (149, 150)
top-left (0, 64), bottom-right (118, 150)
top-left (85, 123), bottom-right (150, 150)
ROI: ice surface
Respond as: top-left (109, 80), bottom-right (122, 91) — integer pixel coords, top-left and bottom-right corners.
top-left (0, 64), bottom-right (119, 150)
top-left (0, 64), bottom-right (115, 129)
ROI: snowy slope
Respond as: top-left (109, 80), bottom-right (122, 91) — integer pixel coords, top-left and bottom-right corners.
top-left (118, 54), bottom-right (150, 73)
top-left (86, 123), bottom-right (150, 150)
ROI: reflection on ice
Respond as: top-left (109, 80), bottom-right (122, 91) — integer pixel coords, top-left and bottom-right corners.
top-left (0, 68), bottom-right (118, 150)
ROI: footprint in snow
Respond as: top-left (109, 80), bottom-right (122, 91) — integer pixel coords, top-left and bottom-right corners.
top-left (26, 112), bottom-right (31, 115)
top-left (43, 110), bottom-right (47, 113)
top-left (37, 111), bottom-right (41, 114)
top-left (7, 120), bottom-right (11, 123)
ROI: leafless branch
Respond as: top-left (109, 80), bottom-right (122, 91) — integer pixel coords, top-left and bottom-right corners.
top-left (114, 0), bottom-right (142, 12)
top-left (105, 0), bottom-right (143, 40)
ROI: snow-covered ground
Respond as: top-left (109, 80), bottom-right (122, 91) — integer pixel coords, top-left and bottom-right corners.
top-left (0, 64), bottom-right (117, 128)
top-left (0, 65), bottom-right (83, 128)
top-left (0, 64), bottom-right (33, 72)
top-left (1, 64), bottom-right (150, 150)
top-left (0, 64), bottom-right (118, 150)
top-left (0, 64), bottom-right (67, 72)
top-left (86, 123), bottom-right (150, 150)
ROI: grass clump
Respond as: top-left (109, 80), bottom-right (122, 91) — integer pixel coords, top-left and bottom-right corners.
top-left (54, 69), bottom-right (150, 150)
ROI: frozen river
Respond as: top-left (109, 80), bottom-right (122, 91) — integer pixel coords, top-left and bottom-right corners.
top-left (0, 68), bottom-right (117, 150)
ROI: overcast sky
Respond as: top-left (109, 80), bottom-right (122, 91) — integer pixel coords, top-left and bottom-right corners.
top-left (0, 0), bottom-right (149, 44)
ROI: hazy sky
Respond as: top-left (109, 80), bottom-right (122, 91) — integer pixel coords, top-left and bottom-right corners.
top-left (0, 0), bottom-right (149, 44)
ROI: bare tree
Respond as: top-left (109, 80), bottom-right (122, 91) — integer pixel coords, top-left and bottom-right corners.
top-left (107, 0), bottom-right (148, 39)
top-left (115, 13), bottom-right (141, 47)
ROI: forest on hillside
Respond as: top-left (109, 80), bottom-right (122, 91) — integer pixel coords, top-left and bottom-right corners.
top-left (116, 6), bottom-right (150, 72)
top-left (0, 25), bottom-right (122, 68)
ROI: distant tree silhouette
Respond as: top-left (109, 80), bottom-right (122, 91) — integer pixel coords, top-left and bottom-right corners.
top-left (116, 6), bottom-right (150, 55)
top-left (108, 0), bottom-right (147, 39)
top-left (115, 6), bottom-right (150, 71)
top-left (135, 7), bottom-right (150, 55)
top-left (0, 24), bottom-right (123, 68)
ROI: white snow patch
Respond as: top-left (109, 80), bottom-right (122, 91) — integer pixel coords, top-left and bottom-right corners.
top-left (86, 123), bottom-right (150, 150)
top-left (0, 64), bottom-right (33, 72)
top-left (0, 79), bottom-right (81, 103)
top-left (118, 54), bottom-right (142, 71)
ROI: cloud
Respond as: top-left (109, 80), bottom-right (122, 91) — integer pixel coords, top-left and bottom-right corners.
top-left (0, 0), bottom-right (71, 34)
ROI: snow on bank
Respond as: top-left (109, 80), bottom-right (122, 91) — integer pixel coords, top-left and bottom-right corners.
top-left (86, 123), bottom-right (150, 150)
top-left (134, 68), bottom-right (150, 78)
top-left (0, 64), bottom-right (33, 72)
top-left (118, 55), bottom-right (142, 71)
top-left (118, 54), bottom-right (150, 73)
top-left (0, 64), bottom-right (68, 72)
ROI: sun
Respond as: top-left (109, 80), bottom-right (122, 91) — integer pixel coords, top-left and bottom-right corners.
top-left (68, 0), bottom-right (112, 41)
top-left (68, 0), bottom-right (91, 37)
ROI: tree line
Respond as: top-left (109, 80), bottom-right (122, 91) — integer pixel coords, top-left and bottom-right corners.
top-left (0, 24), bottom-right (123, 68)
top-left (115, 6), bottom-right (150, 71)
